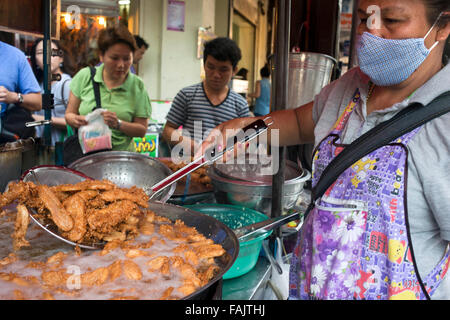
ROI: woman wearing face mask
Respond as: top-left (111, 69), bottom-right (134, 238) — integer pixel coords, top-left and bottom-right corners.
top-left (65, 25), bottom-right (152, 151)
top-left (30, 39), bottom-right (73, 145)
top-left (198, 0), bottom-right (450, 300)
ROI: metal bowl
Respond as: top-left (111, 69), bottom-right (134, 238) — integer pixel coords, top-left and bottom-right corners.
top-left (67, 151), bottom-right (176, 203)
top-left (207, 160), bottom-right (311, 215)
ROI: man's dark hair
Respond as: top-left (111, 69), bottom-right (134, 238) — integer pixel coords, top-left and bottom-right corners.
top-left (134, 35), bottom-right (149, 49)
top-left (203, 37), bottom-right (242, 69)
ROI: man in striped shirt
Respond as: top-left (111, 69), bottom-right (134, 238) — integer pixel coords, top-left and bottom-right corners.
top-left (162, 37), bottom-right (249, 157)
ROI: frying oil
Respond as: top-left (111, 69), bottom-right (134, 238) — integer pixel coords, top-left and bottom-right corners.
top-left (0, 211), bottom-right (213, 300)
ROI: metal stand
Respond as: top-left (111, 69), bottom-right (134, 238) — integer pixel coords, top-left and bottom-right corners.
top-left (42, 0), bottom-right (54, 148)
top-left (271, 0), bottom-right (291, 239)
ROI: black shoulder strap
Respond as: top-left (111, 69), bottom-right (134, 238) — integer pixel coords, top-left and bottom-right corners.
top-left (311, 91), bottom-right (450, 203)
top-left (60, 78), bottom-right (70, 108)
top-left (89, 66), bottom-right (102, 110)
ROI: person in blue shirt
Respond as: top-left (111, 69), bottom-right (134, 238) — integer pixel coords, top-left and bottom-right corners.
top-left (248, 64), bottom-right (271, 116)
top-left (0, 41), bottom-right (42, 117)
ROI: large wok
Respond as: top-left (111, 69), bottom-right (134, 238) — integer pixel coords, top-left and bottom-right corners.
top-left (147, 202), bottom-right (239, 299)
top-left (6, 166), bottom-right (240, 300)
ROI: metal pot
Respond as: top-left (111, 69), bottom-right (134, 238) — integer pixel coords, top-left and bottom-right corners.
top-left (15, 138), bottom-right (38, 173)
top-left (288, 52), bottom-right (336, 109)
top-left (0, 142), bottom-right (23, 192)
top-left (207, 160), bottom-right (311, 215)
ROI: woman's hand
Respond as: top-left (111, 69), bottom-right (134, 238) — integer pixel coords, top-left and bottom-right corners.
top-left (195, 116), bottom-right (260, 161)
top-left (101, 110), bottom-right (120, 129)
top-left (65, 113), bottom-right (88, 128)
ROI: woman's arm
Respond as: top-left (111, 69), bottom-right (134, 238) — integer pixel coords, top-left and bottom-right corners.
top-left (32, 114), bottom-right (66, 129)
top-left (196, 101), bottom-right (315, 158)
top-left (65, 92), bottom-right (88, 128)
top-left (102, 110), bottom-right (148, 137)
top-left (248, 81), bottom-right (261, 99)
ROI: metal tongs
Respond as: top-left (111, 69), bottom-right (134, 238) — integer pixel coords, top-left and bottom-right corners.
top-left (150, 117), bottom-right (274, 199)
top-left (25, 120), bottom-right (52, 128)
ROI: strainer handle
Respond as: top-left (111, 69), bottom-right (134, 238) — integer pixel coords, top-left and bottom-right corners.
top-left (234, 211), bottom-right (300, 241)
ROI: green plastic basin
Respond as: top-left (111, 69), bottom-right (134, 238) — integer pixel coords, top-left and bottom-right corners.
top-left (185, 203), bottom-right (272, 279)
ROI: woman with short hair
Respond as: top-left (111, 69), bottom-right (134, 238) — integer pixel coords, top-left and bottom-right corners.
top-left (65, 25), bottom-right (152, 152)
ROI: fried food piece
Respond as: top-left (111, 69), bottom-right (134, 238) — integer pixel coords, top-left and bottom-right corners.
top-left (86, 200), bottom-right (139, 233)
top-left (99, 239), bottom-right (122, 256)
top-left (194, 244), bottom-right (226, 259)
top-left (108, 260), bottom-right (123, 282)
top-left (41, 269), bottom-right (69, 287)
top-left (172, 244), bottom-right (189, 253)
top-left (139, 222), bottom-right (154, 235)
top-left (73, 190), bottom-right (99, 202)
top-left (125, 249), bottom-right (151, 259)
top-left (100, 189), bottom-right (149, 208)
top-left (172, 261), bottom-right (201, 287)
top-left (177, 281), bottom-right (197, 296)
top-left (42, 292), bottom-right (55, 300)
top-left (37, 185), bottom-right (74, 232)
top-left (147, 256), bottom-right (169, 273)
top-left (47, 252), bottom-right (68, 265)
top-left (174, 220), bottom-right (199, 236)
top-left (145, 210), bottom-right (156, 223)
top-left (184, 250), bottom-right (199, 266)
top-left (53, 180), bottom-right (116, 192)
top-left (13, 289), bottom-right (26, 300)
top-left (158, 224), bottom-right (175, 239)
top-left (102, 231), bottom-right (126, 242)
top-left (25, 261), bottom-right (46, 269)
top-left (0, 253), bottom-right (18, 267)
top-left (123, 260), bottom-right (142, 281)
top-left (160, 287), bottom-right (174, 300)
top-left (12, 204), bottom-right (30, 251)
top-left (0, 181), bottom-right (36, 208)
top-left (199, 265), bottom-right (220, 285)
top-left (81, 267), bottom-right (110, 286)
top-left (62, 194), bottom-right (87, 242)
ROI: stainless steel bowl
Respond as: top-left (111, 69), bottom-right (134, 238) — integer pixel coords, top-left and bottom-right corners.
top-left (207, 160), bottom-right (311, 215)
top-left (67, 151), bottom-right (176, 203)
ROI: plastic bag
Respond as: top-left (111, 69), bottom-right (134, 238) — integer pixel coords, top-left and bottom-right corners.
top-left (78, 108), bottom-right (112, 154)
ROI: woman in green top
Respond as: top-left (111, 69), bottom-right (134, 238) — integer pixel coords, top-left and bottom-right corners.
top-left (65, 25), bottom-right (152, 151)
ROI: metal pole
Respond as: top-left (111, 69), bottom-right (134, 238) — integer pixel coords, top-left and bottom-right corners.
top-left (43, 0), bottom-right (53, 147)
top-left (271, 0), bottom-right (291, 234)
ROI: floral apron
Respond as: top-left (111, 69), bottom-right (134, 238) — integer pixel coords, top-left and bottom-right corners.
top-left (289, 89), bottom-right (450, 300)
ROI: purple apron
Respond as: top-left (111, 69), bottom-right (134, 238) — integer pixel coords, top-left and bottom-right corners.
top-left (289, 90), bottom-right (450, 300)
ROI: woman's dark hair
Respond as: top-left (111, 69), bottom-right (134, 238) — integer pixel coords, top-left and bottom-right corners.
top-left (97, 25), bottom-right (137, 55)
top-left (260, 64), bottom-right (271, 78)
top-left (30, 38), bottom-right (74, 83)
top-left (422, 0), bottom-right (450, 64)
top-left (236, 68), bottom-right (248, 79)
top-left (203, 37), bottom-right (242, 69)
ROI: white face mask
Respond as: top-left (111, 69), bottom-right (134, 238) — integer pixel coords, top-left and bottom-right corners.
top-left (357, 13), bottom-right (442, 86)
